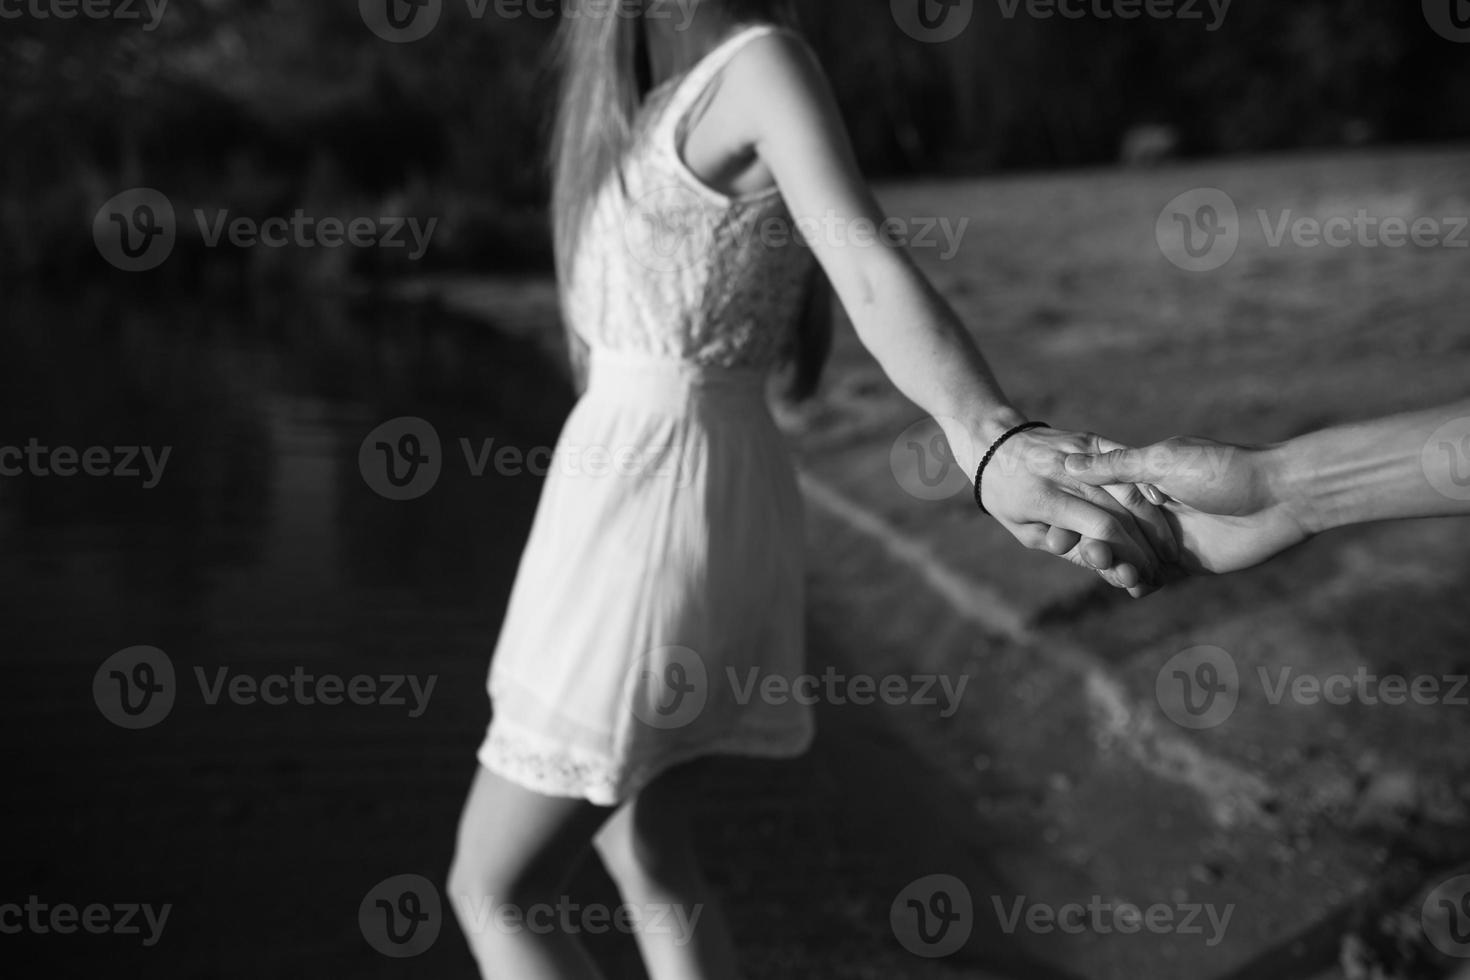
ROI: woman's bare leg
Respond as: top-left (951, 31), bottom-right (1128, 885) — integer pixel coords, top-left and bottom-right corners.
top-left (593, 763), bottom-right (743, 980)
top-left (447, 766), bottom-right (614, 980)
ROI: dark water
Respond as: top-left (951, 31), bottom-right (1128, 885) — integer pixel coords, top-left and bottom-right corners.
top-left (0, 286), bottom-right (583, 976)
top-left (0, 285), bottom-right (1201, 980)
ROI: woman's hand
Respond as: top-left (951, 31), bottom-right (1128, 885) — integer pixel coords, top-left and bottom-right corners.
top-left (1063, 437), bottom-right (1310, 574)
top-left (976, 427), bottom-right (1180, 596)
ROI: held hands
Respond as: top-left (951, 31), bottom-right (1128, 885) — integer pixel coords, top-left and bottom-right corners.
top-left (1062, 437), bottom-right (1311, 575)
top-left (972, 426), bottom-right (1181, 597)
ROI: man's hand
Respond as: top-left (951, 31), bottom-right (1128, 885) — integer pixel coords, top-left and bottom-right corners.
top-left (1063, 437), bottom-right (1310, 574)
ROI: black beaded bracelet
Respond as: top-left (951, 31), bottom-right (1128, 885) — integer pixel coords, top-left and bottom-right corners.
top-left (973, 421), bottom-right (1050, 515)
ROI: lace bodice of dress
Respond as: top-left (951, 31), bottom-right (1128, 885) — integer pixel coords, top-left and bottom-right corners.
top-left (565, 25), bottom-right (815, 371)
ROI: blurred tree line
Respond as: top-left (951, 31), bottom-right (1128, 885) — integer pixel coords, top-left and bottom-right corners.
top-left (3, 0), bottom-right (1467, 282)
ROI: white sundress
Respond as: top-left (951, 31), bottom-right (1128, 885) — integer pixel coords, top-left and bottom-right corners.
top-left (477, 24), bottom-right (818, 806)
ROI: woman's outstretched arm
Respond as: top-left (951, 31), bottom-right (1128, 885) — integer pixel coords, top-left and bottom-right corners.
top-left (717, 33), bottom-right (1175, 591)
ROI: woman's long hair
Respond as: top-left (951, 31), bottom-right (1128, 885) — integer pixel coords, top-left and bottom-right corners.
top-left (549, 0), bottom-right (832, 400)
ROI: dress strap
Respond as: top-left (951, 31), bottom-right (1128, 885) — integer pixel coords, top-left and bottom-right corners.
top-left (656, 24), bottom-right (799, 142)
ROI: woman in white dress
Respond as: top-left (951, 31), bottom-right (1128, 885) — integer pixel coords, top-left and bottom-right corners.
top-left (448, 2), bottom-right (1175, 977)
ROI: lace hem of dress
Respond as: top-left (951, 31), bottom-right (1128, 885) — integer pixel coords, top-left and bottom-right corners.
top-left (478, 719), bottom-right (813, 807)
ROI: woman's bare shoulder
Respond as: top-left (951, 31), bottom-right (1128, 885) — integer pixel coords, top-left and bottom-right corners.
top-left (722, 28), bottom-right (834, 121)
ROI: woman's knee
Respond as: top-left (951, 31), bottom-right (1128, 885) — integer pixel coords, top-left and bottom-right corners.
top-left (449, 834), bottom-right (571, 910)
top-left (448, 768), bottom-right (605, 908)
top-left (595, 803), bottom-right (698, 895)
